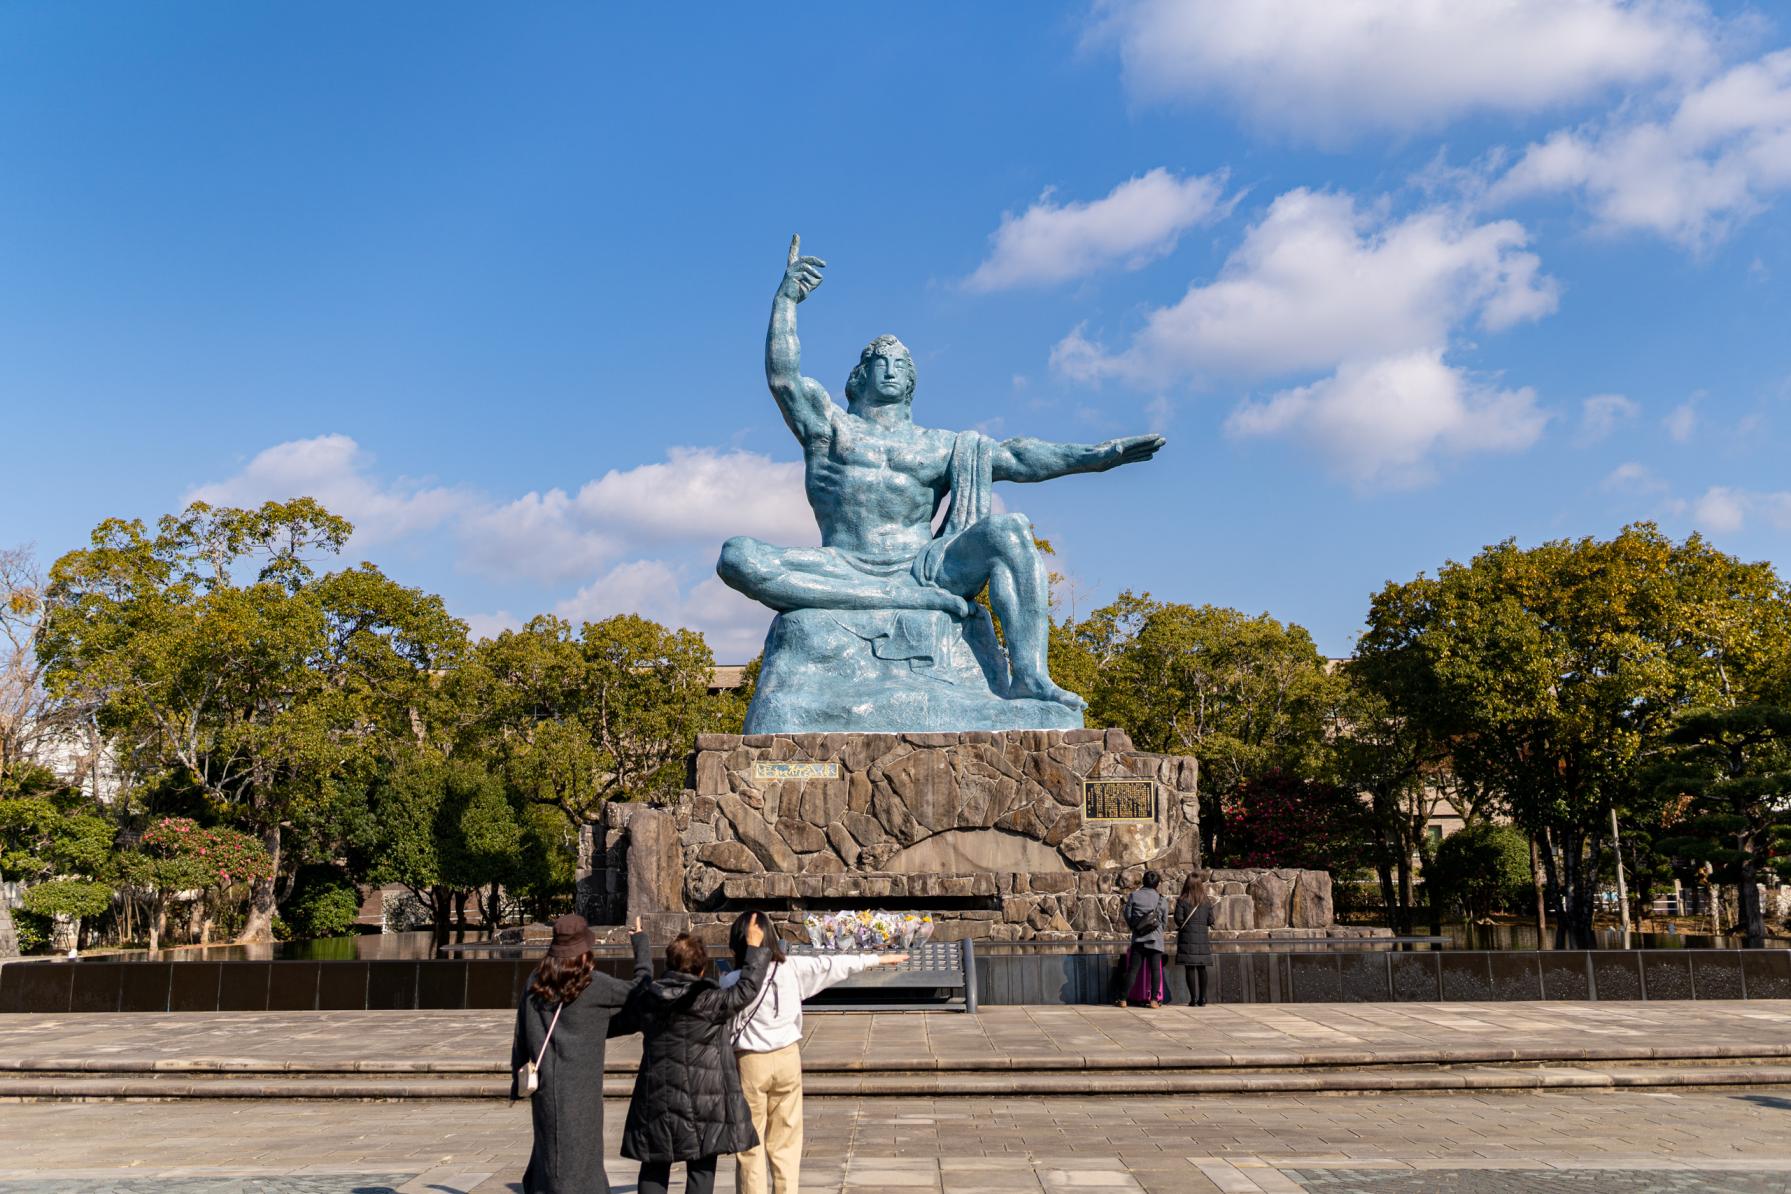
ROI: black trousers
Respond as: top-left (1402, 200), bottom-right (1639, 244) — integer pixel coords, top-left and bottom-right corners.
top-left (1121, 945), bottom-right (1163, 1001)
top-left (639, 1156), bottom-right (717, 1194)
top-left (1184, 963), bottom-right (1209, 1004)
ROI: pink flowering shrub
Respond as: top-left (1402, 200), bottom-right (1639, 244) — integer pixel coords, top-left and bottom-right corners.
top-left (141, 817), bottom-right (274, 888)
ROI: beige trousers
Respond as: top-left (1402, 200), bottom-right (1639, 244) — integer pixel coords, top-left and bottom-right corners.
top-left (735, 1043), bottom-right (803, 1194)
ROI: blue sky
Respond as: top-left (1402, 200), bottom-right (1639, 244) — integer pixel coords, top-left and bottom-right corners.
top-left (3, 2), bottom-right (1788, 660)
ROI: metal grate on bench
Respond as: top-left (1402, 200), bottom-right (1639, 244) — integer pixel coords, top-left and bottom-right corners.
top-left (786, 939), bottom-right (978, 1013)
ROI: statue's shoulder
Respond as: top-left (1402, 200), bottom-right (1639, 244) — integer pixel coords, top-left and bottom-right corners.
top-left (908, 422), bottom-right (961, 447)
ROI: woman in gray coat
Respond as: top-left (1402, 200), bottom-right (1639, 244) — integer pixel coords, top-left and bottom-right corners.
top-left (1174, 873), bottom-right (1218, 1007)
top-left (511, 914), bottom-right (652, 1194)
top-left (1117, 870), bottom-right (1166, 1008)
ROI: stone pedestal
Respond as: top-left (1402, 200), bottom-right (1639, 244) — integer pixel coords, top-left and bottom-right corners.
top-left (745, 607), bottom-right (1083, 733)
top-left (581, 729), bottom-right (1348, 946)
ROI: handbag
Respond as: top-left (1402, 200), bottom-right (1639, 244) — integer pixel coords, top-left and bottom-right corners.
top-left (1127, 894), bottom-right (1164, 936)
top-left (516, 1000), bottom-right (564, 1098)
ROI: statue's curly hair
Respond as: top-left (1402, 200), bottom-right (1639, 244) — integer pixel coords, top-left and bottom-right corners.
top-left (845, 335), bottom-right (915, 407)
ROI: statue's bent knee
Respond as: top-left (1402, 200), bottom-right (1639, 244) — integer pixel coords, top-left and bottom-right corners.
top-left (717, 536), bottom-right (764, 590)
top-left (988, 512), bottom-right (1034, 554)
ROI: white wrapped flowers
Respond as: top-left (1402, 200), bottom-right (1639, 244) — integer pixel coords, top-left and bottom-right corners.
top-left (802, 910), bottom-right (936, 950)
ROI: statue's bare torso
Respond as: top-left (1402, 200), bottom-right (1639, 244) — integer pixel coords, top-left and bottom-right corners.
top-left (805, 412), bottom-right (954, 560)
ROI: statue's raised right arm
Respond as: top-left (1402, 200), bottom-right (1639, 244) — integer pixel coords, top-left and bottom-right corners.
top-left (766, 234), bottom-right (835, 444)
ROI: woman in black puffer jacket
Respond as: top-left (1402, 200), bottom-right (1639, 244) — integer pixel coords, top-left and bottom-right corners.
top-left (619, 922), bottom-right (771, 1194)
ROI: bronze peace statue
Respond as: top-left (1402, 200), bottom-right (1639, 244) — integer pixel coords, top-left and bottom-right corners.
top-left (717, 236), bottom-right (1164, 733)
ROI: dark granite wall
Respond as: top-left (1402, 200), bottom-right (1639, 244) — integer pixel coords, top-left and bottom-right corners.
top-left (4, 949), bottom-right (1788, 1012)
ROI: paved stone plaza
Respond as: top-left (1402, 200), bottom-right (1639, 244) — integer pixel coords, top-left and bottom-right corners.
top-left (5, 1089), bottom-right (1791, 1192)
top-left (5, 1002), bottom-right (1791, 1075)
top-left (4, 1004), bottom-right (1791, 1191)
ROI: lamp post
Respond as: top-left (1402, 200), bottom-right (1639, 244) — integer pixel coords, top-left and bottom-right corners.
top-left (1610, 807), bottom-right (1631, 947)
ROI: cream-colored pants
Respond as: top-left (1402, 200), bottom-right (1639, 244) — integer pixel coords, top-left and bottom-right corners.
top-left (735, 1043), bottom-right (803, 1194)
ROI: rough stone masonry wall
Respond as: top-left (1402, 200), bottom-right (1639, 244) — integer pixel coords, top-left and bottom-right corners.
top-left (582, 729), bottom-right (1372, 944)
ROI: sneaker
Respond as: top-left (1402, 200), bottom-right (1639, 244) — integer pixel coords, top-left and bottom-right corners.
top-left (1147, 1000), bottom-right (1161, 1009)
top-left (1115, 999), bottom-right (1128, 1008)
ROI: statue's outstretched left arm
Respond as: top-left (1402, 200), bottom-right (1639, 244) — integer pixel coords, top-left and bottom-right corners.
top-left (992, 434), bottom-right (1165, 483)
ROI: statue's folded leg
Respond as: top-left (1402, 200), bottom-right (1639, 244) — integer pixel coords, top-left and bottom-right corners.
top-left (717, 536), bottom-right (970, 616)
top-left (931, 514), bottom-right (1085, 710)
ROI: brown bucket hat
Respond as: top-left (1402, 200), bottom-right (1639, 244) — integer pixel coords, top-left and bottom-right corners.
top-left (547, 913), bottom-right (596, 959)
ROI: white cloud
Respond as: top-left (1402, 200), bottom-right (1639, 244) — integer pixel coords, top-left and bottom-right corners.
top-left (186, 434), bottom-right (472, 550)
top-left (1665, 400), bottom-right (1699, 442)
top-left (1493, 48), bottom-right (1791, 247)
top-left (1602, 461), bottom-right (1667, 494)
top-left (555, 565), bottom-right (770, 661)
top-left (1058, 190), bottom-right (1557, 384)
top-left (1225, 350), bottom-right (1547, 488)
top-left (1056, 189), bottom-right (1557, 485)
top-left (1692, 485), bottom-right (1748, 533)
top-left (1682, 485), bottom-right (1791, 534)
top-left (192, 438), bottom-right (813, 658)
top-left (459, 447), bottom-right (813, 584)
top-left (1090, 0), bottom-right (1712, 143)
top-left (463, 610), bottom-right (521, 642)
top-left (965, 169), bottom-right (1230, 291)
top-left (1578, 393), bottom-right (1640, 442)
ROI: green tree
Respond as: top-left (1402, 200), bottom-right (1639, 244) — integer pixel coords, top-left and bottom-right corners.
top-left (437, 761), bottom-right (521, 931)
top-left (1357, 524), bottom-right (1789, 944)
top-left (1069, 595), bottom-right (1343, 859)
top-left (280, 863), bottom-right (364, 940)
top-left (1329, 675), bottom-right (1444, 935)
top-left (39, 500), bottom-right (465, 941)
top-left (464, 613), bottom-right (733, 824)
top-left (1426, 822), bottom-right (1532, 922)
top-left (352, 752), bottom-right (515, 937)
top-left (1651, 704), bottom-right (1791, 947)
top-left (506, 803), bottom-right (578, 922)
top-left (0, 763), bottom-right (116, 951)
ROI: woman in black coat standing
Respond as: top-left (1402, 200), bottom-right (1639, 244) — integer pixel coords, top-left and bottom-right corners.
top-left (510, 913), bottom-right (652, 1194)
top-left (1174, 873), bottom-right (1218, 1007)
top-left (620, 920), bottom-right (771, 1194)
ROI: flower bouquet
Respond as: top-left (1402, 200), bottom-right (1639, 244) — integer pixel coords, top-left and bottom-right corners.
top-left (799, 910), bottom-right (934, 950)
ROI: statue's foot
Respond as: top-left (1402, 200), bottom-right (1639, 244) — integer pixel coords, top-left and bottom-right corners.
top-left (1009, 676), bottom-right (1089, 710)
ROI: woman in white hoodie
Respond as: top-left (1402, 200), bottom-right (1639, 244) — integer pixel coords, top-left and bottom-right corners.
top-left (721, 910), bottom-right (906, 1194)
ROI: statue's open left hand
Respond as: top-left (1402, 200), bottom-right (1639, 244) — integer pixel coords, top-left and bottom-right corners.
top-left (1099, 434), bottom-right (1166, 470)
top-left (779, 234), bottom-right (826, 303)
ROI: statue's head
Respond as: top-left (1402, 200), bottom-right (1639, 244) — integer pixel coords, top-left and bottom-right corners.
top-left (845, 335), bottom-right (915, 413)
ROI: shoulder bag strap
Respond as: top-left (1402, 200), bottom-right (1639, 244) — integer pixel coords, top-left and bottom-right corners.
top-left (1174, 902), bottom-right (1200, 932)
top-left (534, 1000), bottom-right (565, 1070)
top-left (731, 960), bottom-right (778, 1044)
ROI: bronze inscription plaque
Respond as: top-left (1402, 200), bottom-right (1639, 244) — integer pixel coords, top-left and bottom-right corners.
top-left (1083, 778), bottom-right (1156, 821)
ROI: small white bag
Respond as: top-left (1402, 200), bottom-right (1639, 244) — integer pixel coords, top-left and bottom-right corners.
top-left (516, 1001), bottom-right (564, 1098)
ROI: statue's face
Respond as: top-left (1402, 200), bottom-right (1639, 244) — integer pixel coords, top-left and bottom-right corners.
top-left (865, 348), bottom-right (914, 403)
top-left (847, 336), bottom-right (916, 409)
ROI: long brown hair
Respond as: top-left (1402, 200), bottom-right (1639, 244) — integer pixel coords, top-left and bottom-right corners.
top-left (1180, 872), bottom-right (1209, 907)
top-left (528, 951), bottom-right (596, 1005)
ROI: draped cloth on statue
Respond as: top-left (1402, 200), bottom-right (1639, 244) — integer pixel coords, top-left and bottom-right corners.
top-left (741, 430), bottom-right (1082, 734)
top-left (894, 428), bottom-right (994, 590)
